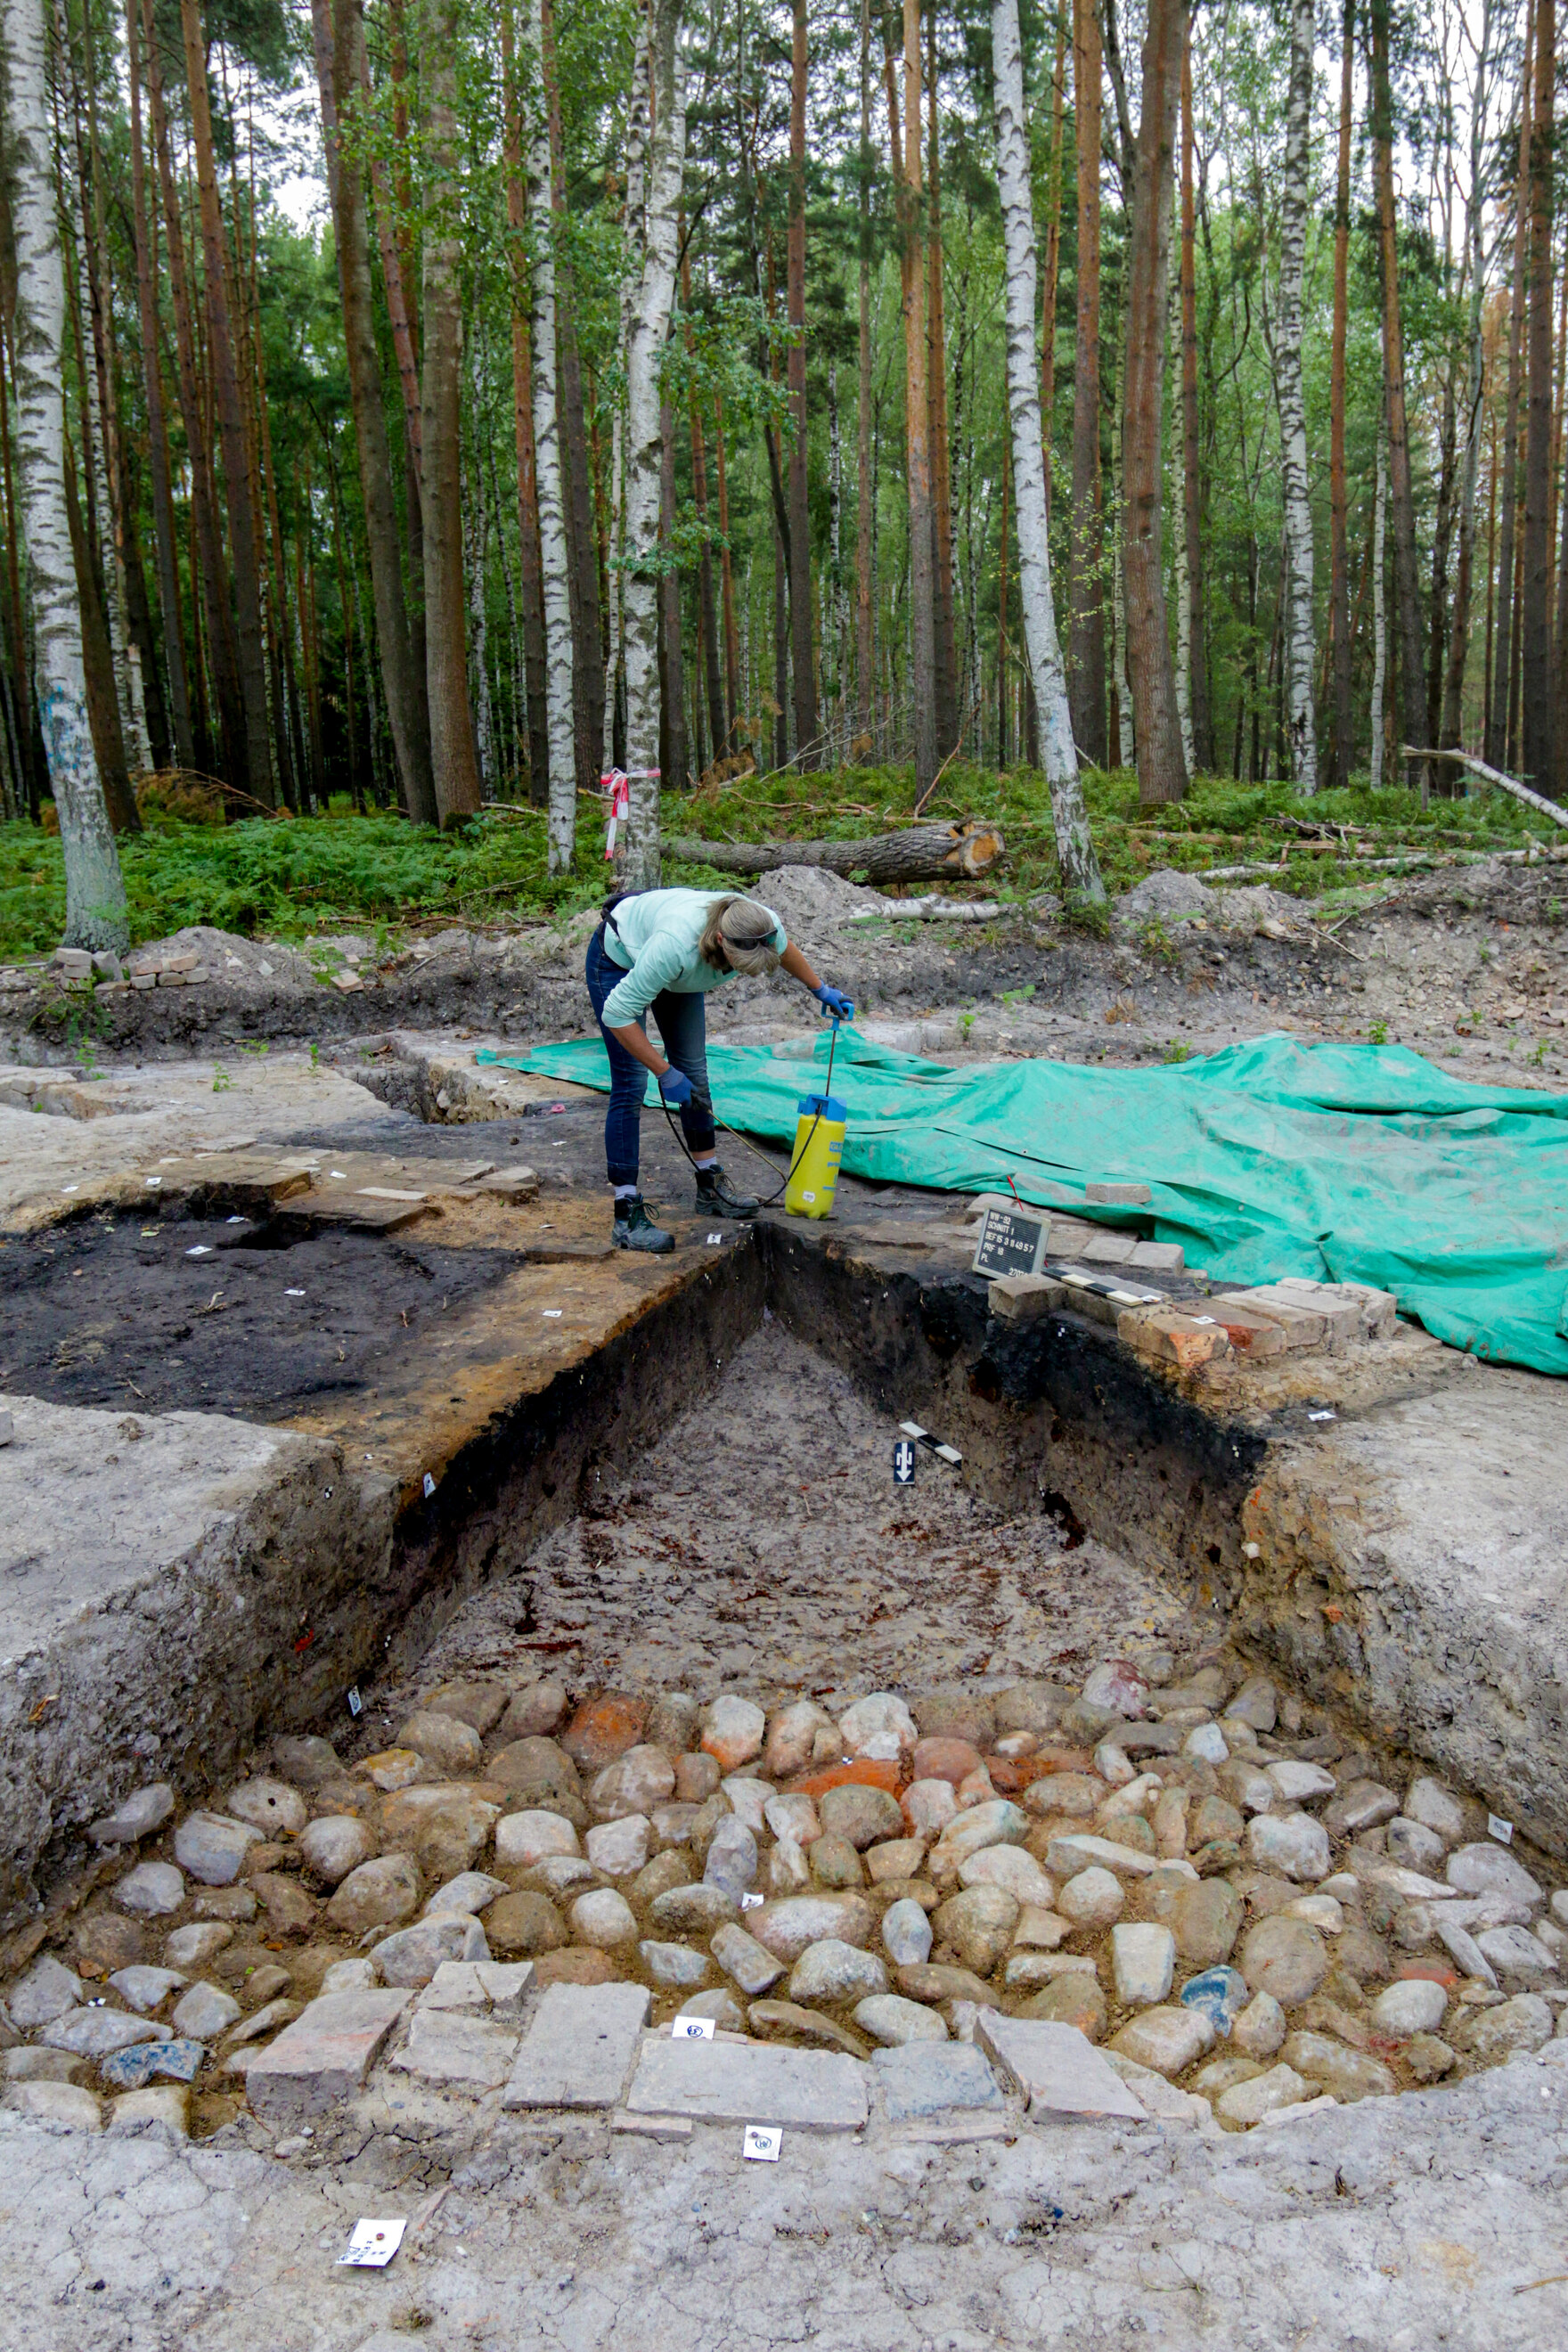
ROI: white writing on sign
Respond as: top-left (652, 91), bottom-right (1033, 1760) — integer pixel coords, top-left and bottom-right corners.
top-left (672, 2016), bottom-right (714, 2040)
top-left (742, 2126), bottom-right (782, 2163)
top-left (1487, 1815), bottom-right (1514, 1844)
top-left (338, 2217), bottom-right (406, 2268)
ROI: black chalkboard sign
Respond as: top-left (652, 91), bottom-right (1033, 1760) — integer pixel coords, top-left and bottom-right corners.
top-left (971, 1205), bottom-right (1047, 1278)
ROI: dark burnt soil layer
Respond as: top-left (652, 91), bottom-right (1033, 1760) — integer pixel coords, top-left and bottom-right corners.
top-left (0, 1203), bottom-right (529, 1419)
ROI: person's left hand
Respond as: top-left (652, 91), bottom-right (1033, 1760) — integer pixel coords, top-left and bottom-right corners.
top-left (814, 984), bottom-right (854, 1021)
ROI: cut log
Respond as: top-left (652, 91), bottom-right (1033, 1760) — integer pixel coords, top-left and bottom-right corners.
top-left (665, 820), bottom-right (1006, 886)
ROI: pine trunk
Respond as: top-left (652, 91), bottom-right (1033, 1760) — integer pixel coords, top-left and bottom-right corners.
top-left (524, 0), bottom-right (576, 862)
top-left (927, 9), bottom-right (958, 761)
top-left (1068, 0), bottom-right (1106, 764)
top-left (1368, 0), bottom-right (1428, 796)
top-left (854, 0), bottom-right (874, 755)
top-left (991, 0), bottom-right (1102, 902)
top-left (1489, 0), bottom-right (1533, 769)
top-left (4, 0), bottom-right (126, 943)
top-left (658, 395), bottom-right (687, 789)
top-left (682, 246), bottom-right (726, 766)
top-left (1179, 26), bottom-right (1208, 772)
top-left (1328, 0), bottom-right (1354, 785)
top-left (501, 0), bottom-right (550, 807)
top-left (787, 0), bottom-right (818, 766)
top-left (1123, 0), bottom-right (1188, 804)
top-left (177, 0), bottom-right (274, 804)
top-left (1520, 0), bottom-right (1556, 789)
top-left (1277, 0), bottom-right (1317, 790)
top-left (901, 0), bottom-right (938, 804)
top-left (312, 0), bottom-right (437, 824)
top-left (620, 0), bottom-right (685, 887)
top-left (420, 0), bottom-right (483, 823)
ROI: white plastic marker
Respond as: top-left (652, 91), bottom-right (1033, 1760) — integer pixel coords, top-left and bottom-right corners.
top-left (338, 2218), bottom-right (406, 2268)
top-left (740, 1891), bottom-right (765, 1911)
top-left (347, 1686), bottom-right (363, 1718)
top-left (1488, 1815), bottom-right (1514, 1844)
top-left (185, 1245), bottom-right (211, 1257)
top-left (742, 2126), bottom-right (781, 2163)
top-left (543, 1310), bottom-right (563, 1319)
top-left (422, 1473), bottom-right (437, 1499)
top-left (706, 1233), bottom-right (723, 1245)
top-left (285, 1287), bottom-right (306, 1297)
top-left (144, 1175), bottom-right (162, 1188)
top-left (672, 2016), bottom-right (714, 2040)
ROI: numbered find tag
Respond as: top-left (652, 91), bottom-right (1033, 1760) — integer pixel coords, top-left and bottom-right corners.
top-left (894, 1439), bottom-right (916, 1486)
top-left (672, 2016), bottom-right (714, 2040)
top-left (338, 2217), bottom-right (405, 2268)
top-left (741, 1891), bottom-right (764, 1910)
top-left (1488, 1814), bottom-right (1514, 1844)
top-left (742, 2125), bottom-right (781, 2163)
top-left (422, 1472), bottom-right (436, 1499)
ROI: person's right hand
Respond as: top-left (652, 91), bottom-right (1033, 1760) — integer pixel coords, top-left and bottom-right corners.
top-left (658, 1066), bottom-right (694, 1107)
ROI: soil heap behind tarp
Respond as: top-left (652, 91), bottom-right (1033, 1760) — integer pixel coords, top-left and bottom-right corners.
top-left (488, 1030), bottom-right (1568, 1376)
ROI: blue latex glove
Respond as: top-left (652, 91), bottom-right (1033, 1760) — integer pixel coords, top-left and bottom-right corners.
top-left (658, 1066), bottom-right (695, 1107)
top-left (814, 984), bottom-right (855, 1022)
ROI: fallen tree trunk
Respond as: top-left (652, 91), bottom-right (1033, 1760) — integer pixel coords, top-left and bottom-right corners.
top-left (1402, 747), bottom-right (1568, 831)
top-left (665, 820), bottom-right (1006, 886)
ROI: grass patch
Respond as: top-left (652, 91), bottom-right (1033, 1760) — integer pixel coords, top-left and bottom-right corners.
top-left (0, 764), bottom-right (1545, 960)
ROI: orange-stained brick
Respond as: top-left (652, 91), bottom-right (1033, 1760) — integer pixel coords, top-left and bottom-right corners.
top-left (1395, 1960), bottom-right (1459, 1989)
top-left (785, 1757), bottom-right (904, 1800)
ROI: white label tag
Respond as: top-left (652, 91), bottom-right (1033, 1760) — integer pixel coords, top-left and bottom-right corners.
top-left (422, 1473), bottom-right (436, 1498)
top-left (706, 1232), bottom-right (723, 1245)
top-left (743, 2125), bottom-right (781, 2163)
top-left (542, 1309), bottom-right (562, 1319)
top-left (672, 2016), bottom-right (714, 2040)
top-left (740, 1891), bottom-right (764, 1910)
top-left (347, 1686), bottom-right (363, 1718)
top-left (338, 2217), bottom-right (405, 2267)
top-left (1487, 1814), bottom-right (1514, 1844)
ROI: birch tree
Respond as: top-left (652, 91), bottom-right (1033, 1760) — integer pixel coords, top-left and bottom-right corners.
top-left (991, 0), bottom-right (1102, 905)
top-left (527, 0), bottom-right (576, 870)
top-left (620, 0), bottom-right (685, 891)
top-left (1276, 0), bottom-right (1316, 791)
top-left (3, 0), bottom-right (126, 945)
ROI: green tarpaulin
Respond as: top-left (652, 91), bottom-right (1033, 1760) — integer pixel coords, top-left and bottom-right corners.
top-left (479, 1030), bottom-right (1568, 1376)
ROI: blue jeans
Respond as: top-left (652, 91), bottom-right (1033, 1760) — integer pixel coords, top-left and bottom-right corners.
top-left (585, 926), bottom-right (715, 1188)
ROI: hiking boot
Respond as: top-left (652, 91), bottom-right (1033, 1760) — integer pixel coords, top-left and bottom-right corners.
top-left (612, 1194), bottom-right (674, 1253)
top-left (695, 1163), bottom-right (759, 1220)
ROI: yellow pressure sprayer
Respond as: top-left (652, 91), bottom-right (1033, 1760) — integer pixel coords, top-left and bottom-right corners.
top-left (784, 1015), bottom-right (847, 1220)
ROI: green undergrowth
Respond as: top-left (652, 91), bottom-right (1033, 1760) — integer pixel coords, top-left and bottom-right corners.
top-left (0, 762), bottom-right (1547, 960)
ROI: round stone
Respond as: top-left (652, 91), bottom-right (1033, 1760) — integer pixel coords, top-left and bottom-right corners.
top-left (1192, 2054), bottom-right (1264, 2099)
top-left (584, 1816), bottom-right (649, 1879)
top-left (1405, 2032), bottom-right (1456, 2081)
top-left (172, 1981), bottom-right (241, 2038)
top-left (928, 1800), bottom-right (1029, 1875)
top-left (395, 1712), bottom-right (483, 1775)
top-left (679, 1989), bottom-right (746, 2031)
top-left (1217, 2062), bottom-right (1310, 2127)
top-left (703, 1817), bottom-right (759, 1899)
top-left (8, 1956), bottom-right (83, 2029)
top-left (1109, 2004), bottom-right (1214, 2076)
top-left (373, 1916), bottom-right (489, 1986)
top-left (1240, 1915), bottom-right (1327, 2006)
top-left (1457, 1994), bottom-right (1553, 2061)
top-left (1016, 1972), bottom-right (1107, 2040)
top-left (1369, 1978), bottom-right (1449, 2037)
top-left (1167, 1877), bottom-right (1243, 1966)
top-left (570, 1890), bottom-right (639, 1949)
top-left (1445, 1842), bottom-right (1543, 1904)
top-left (749, 1895), bottom-right (877, 1962)
top-left (788, 1939), bottom-right (887, 2005)
top-left (958, 1847), bottom-right (1053, 1907)
top-left (588, 1746), bottom-right (676, 1821)
top-left (88, 1784), bottom-right (176, 1846)
top-left (1403, 1776), bottom-right (1466, 1844)
top-left (853, 1993), bottom-right (948, 2046)
top-left (561, 1693), bottom-right (649, 1771)
top-left (931, 1885), bottom-right (1018, 1977)
top-left (764, 1793), bottom-right (821, 1846)
top-left (423, 1680), bottom-right (509, 1735)
top-left (819, 1783), bottom-right (904, 1850)
top-left (298, 1817), bottom-right (376, 1888)
top-left (494, 1810), bottom-right (582, 1869)
top-left (113, 1863), bottom-right (185, 1918)
top-left (1246, 1813), bottom-right (1331, 1882)
top-left (1280, 2031), bottom-right (1396, 2102)
top-left (162, 1923), bottom-right (232, 1971)
top-left (1180, 1965), bottom-right (1249, 2036)
top-left (882, 1898), bottom-right (934, 1967)
top-left (718, 1778), bottom-right (773, 1836)
top-left (640, 1940), bottom-right (710, 1988)
top-left (1385, 1817), bottom-right (1447, 1874)
top-left (809, 1833), bottom-right (864, 1890)
top-left (674, 1753), bottom-right (722, 1804)
top-left (763, 1700), bottom-right (840, 1778)
top-left (1230, 1991), bottom-right (1286, 2057)
top-left (1024, 1773), bottom-right (1102, 1819)
top-left (837, 1693), bottom-right (917, 1760)
top-left (1057, 1867), bottom-right (1123, 1929)
top-left (648, 1883), bottom-right (739, 1933)
top-left (902, 1779), bottom-right (959, 1838)
top-left (1112, 1923), bottom-right (1175, 2006)
top-left (699, 1695), bottom-right (766, 1773)
top-left (224, 1779), bottom-right (309, 1838)
top-left (1222, 1675), bottom-right (1278, 1732)
top-left (421, 1871), bottom-right (507, 1919)
top-left (1264, 1761), bottom-right (1337, 1804)
top-left (1189, 1796), bottom-right (1245, 1846)
top-left (324, 1854), bottom-right (421, 1938)
top-left (485, 1891), bottom-right (568, 1956)
top-left (489, 1737), bottom-right (581, 1804)
top-left (499, 1679), bottom-right (568, 1740)
top-left (646, 1694), bottom-right (700, 1752)
top-left (75, 1915), bottom-right (149, 1974)
top-left (911, 1737), bottom-right (984, 1788)
top-left (107, 1966), bottom-right (186, 2015)
top-left (1182, 1723), bottom-right (1229, 1764)
top-left (173, 1812), bottom-right (262, 1887)
top-left (1082, 1660), bottom-right (1148, 1719)
top-left (380, 1786), bottom-right (499, 1882)
top-left (767, 1839), bottom-right (813, 1896)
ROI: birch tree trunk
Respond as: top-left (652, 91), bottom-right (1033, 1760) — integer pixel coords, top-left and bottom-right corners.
top-left (1277, 0), bottom-right (1317, 791)
top-left (526, 0), bottom-right (576, 870)
top-left (3, 0), bottom-right (126, 944)
top-left (1327, 0), bottom-right (1354, 787)
top-left (621, 0), bottom-right (685, 890)
top-left (992, 0), bottom-right (1103, 904)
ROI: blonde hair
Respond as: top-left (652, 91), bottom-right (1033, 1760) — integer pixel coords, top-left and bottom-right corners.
top-left (698, 895), bottom-right (782, 976)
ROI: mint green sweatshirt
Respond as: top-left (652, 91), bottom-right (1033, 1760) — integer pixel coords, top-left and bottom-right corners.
top-left (600, 888), bottom-right (787, 1026)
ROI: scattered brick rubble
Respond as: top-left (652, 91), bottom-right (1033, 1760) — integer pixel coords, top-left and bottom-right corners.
top-left (5, 1655), bottom-right (1564, 2146)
